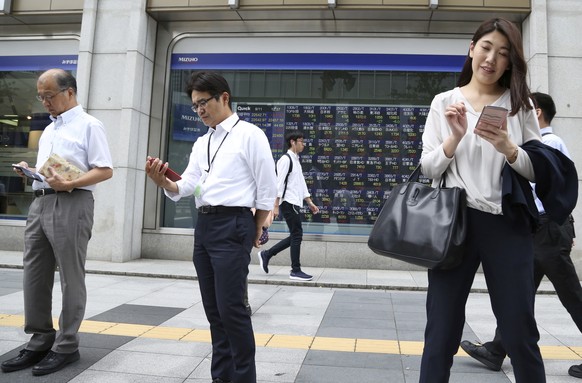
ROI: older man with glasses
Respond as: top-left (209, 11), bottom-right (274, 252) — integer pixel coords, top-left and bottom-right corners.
top-left (3, 68), bottom-right (112, 376)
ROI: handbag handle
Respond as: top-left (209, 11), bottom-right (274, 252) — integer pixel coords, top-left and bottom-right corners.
top-left (405, 163), bottom-right (448, 188)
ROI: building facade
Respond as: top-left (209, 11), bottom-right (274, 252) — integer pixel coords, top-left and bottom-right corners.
top-left (0, 0), bottom-right (580, 270)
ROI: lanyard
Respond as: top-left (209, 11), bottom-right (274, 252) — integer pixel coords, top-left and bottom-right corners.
top-left (205, 118), bottom-right (240, 173)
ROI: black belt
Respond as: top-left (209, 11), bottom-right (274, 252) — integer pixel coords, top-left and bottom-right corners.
top-left (198, 205), bottom-right (249, 215)
top-left (33, 188), bottom-right (87, 197)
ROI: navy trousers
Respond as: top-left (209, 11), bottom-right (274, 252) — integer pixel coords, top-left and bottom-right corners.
top-left (419, 208), bottom-right (545, 383)
top-left (484, 215), bottom-right (580, 357)
top-left (193, 208), bottom-right (256, 383)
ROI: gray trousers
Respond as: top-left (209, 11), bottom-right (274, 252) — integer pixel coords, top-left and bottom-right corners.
top-left (23, 190), bottom-right (94, 354)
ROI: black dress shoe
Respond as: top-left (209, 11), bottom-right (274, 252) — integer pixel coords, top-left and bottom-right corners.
top-left (31, 350), bottom-right (80, 376)
top-left (460, 340), bottom-right (504, 371)
top-left (1, 349), bottom-right (50, 372)
top-left (212, 379), bottom-right (232, 383)
top-left (569, 363), bottom-right (582, 378)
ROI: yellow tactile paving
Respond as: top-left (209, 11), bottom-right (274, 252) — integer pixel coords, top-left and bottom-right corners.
top-left (267, 334), bottom-right (314, 349)
top-left (311, 336), bottom-right (356, 352)
top-left (181, 329), bottom-right (212, 343)
top-left (356, 339), bottom-right (399, 354)
top-left (254, 332), bottom-right (273, 347)
top-left (540, 346), bottom-right (581, 360)
top-left (1, 313), bottom-right (581, 361)
top-left (570, 347), bottom-right (582, 358)
top-left (141, 326), bottom-right (193, 340)
top-left (79, 320), bottom-right (117, 333)
top-left (100, 323), bottom-right (154, 337)
top-left (0, 314), bottom-right (24, 327)
top-left (398, 340), bottom-right (425, 355)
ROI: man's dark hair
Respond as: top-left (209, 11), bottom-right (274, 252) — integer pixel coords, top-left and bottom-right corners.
top-left (185, 71), bottom-right (232, 108)
top-left (54, 70), bottom-right (77, 94)
top-left (285, 130), bottom-right (304, 149)
top-left (530, 92), bottom-right (556, 124)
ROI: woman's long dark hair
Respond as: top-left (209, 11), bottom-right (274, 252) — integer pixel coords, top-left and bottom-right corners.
top-left (457, 18), bottom-right (531, 116)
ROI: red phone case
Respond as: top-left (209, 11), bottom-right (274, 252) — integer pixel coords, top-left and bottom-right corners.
top-left (148, 158), bottom-right (182, 181)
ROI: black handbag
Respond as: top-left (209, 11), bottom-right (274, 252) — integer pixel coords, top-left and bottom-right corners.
top-left (368, 164), bottom-right (467, 270)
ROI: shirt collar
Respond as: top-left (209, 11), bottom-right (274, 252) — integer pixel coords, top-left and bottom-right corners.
top-left (49, 104), bottom-right (83, 125)
top-left (216, 113), bottom-right (239, 134)
top-left (540, 126), bottom-right (553, 135)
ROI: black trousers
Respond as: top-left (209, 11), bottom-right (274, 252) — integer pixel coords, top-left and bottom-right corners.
top-left (263, 201), bottom-right (303, 272)
top-left (193, 209), bottom-right (256, 383)
top-left (419, 208), bottom-right (545, 383)
top-left (484, 215), bottom-right (579, 357)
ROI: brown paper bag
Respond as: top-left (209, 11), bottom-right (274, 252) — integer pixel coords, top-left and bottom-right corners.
top-left (38, 153), bottom-right (85, 181)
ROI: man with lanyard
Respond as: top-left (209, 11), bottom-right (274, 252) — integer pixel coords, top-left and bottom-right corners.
top-left (146, 71), bottom-right (276, 383)
top-left (461, 92), bottom-right (581, 378)
top-left (3, 69), bottom-right (113, 376)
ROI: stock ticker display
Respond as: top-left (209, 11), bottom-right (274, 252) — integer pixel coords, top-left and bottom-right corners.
top-left (235, 103), bottom-right (429, 225)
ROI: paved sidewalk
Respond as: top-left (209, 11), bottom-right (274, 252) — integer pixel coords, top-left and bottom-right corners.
top-left (0, 250), bottom-right (581, 382)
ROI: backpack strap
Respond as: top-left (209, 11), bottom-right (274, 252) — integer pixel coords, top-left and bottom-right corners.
top-left (282, 153), bottom-right (293, 199)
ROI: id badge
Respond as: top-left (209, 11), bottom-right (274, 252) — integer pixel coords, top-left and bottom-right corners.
top-left (194, 171), bottom-right (209, 198)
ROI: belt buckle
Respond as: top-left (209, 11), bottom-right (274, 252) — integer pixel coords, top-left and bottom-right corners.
top-left (199, 206), bottom-right (210, 214)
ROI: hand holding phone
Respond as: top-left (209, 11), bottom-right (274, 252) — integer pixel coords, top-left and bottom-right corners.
top-left (147, 158), bottom-right (182, 182)
top-left (12, 164), bottom-right (43, 182)
top-left (477, 105), bottom-right (509, 129)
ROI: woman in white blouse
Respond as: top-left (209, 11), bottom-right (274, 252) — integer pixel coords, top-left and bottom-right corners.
top-left (419, 18), bottom-right (545, 383)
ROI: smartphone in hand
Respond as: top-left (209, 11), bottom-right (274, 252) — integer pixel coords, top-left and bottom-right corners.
top-left (147, 158), bottom-right (182, 182)
top-left (12, 164), bottom-right (43, 182)
top-left (477, 105), bottom-right (509, 128)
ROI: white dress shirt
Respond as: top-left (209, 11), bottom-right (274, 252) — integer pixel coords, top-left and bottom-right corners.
top-left (276, 149), bottom-right (310, 207)
top-left (34, 104), bottom-right (113, 192)
top-left (165, 113), bottom-right (277, 211)
top-left (421, 87), bottom-right (541, 214)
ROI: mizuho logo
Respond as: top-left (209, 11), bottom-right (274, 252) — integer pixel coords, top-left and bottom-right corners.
top-left (178, 57), bottom-right (199, 62)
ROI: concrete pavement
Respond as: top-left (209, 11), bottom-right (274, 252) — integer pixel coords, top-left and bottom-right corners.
top-left (0, 250), bottom-right (581, 382)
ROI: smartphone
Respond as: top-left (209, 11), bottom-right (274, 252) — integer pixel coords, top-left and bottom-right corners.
top-left (147, 158), bottom-right (182, 182)
top-left (12, 164), bottom-right (43, 182)
top-left (477, 105), bottom-right (509, 128)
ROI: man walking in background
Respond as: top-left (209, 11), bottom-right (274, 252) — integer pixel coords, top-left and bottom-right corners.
top-left (258, 130), bottom-right (319, 281)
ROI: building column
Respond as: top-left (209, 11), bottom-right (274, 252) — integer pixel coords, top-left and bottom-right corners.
top-left (523, 0), bottom-right (549, 93)
top-left (77, 0), bottom-right (157, 262)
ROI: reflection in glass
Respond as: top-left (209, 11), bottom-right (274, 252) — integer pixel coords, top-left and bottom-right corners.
top-left (164, 69), bottom-right (457, 235)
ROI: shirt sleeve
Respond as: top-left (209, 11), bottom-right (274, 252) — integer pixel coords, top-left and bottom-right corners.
top-left (507, 106), bottom-right (540, 181)
top-left (86, 119), bottom-right (113, 170)
top-left (249, 129), bottom-right (277, 211)
top-left (420, 94), bottom-right (454, 180)
top-left (165, 137), bottom-right (203, 201)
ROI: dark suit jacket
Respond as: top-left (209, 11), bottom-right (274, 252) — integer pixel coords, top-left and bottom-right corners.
top-left (502, 140), bottom-right (578, 231)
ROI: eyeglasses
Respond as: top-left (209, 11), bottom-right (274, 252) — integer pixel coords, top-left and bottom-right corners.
top-left (191, 95), bottom-right (217, 113)
top-left (36, 88), bottom-right (68, 102)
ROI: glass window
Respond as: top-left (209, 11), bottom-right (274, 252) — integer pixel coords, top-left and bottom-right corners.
top-left (163, 54), bottom-right (460, 235)
top-left (0, 56), bottom-right (77, 219)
